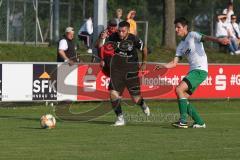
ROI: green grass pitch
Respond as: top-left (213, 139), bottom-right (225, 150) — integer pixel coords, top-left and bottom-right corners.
top-left (0, 100), bottom-right (240, 160)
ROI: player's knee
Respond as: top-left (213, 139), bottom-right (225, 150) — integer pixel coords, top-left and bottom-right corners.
top-left (135, 97), bottom-right (144, 105)
top-left (110, 90), bottom-right (120, 101)
top-left (132, 95), bottom-right (141, 104)
top-left (175, 86), bottom-right (183, 96)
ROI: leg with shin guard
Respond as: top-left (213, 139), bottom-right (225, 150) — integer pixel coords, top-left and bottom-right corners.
top-left (111, 98), bottom-right (122, 116)
top-left (136, 98), bottom-right (150, 116)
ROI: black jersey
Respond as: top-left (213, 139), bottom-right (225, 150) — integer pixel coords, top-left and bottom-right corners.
top-left (108, 33), bottom-right (144, 63)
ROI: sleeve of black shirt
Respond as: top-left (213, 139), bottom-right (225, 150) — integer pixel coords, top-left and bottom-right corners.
top-left (108, 32), bottom-right (117, 42)
top-left (134, 36), bottom-right (144, 51)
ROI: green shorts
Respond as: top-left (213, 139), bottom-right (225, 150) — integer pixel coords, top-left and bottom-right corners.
top-left (182, 69), bottom-right (208, 95)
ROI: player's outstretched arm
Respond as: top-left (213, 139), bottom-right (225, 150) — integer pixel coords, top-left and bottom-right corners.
top-left (155, 57), bottom-right (179, 70)
top-left (202, 35), bottom-right (230, 45)
top-left (95, 30), bottom-right (108, 48)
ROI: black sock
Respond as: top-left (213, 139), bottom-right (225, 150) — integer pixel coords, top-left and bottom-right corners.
top-left (111, 99), bottom-right (122, 116)
top-left (137, 98), bottom-right (147, 110)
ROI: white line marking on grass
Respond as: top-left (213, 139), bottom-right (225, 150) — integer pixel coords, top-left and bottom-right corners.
top-left (175, 147), bottom-right (240, 152)
top-left (202, 112), bottom-right (240, 116)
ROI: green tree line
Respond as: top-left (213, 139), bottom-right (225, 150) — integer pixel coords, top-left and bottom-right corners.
top-left (68, 0), bottom-right (240, 49)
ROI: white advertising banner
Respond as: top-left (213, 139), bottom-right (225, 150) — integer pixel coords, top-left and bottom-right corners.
top-left (2, 64), bottom-right (33, 101)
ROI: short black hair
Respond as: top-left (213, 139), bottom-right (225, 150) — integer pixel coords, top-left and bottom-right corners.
top-left (108, 19), bottom-right (117, 27)
top-left (174, 17), bottom-right (189, 26)
top-left (228, 2), bottom-right (233, 6)
top-left (118, 21), bottom-right (130, 28)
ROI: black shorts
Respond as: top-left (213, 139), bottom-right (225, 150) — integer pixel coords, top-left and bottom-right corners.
top-left (108, 55), bottom-right (140, 96)
top-left (78, 32), bottom-right (92, 47)
top-left (102, 55), bottom-right (112, 77)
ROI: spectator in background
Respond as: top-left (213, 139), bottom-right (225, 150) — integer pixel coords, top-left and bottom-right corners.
top-left (216, 14), bottom-right (240, 55)
top-left (216, 15), bottom-right (228, 39)
top-left (115, 8), bottom-right (123, 28)
top-left (95, 19), bottom-right (118, 76)
top-left (78, 17), bottom-right (93, 54)
top-left (57, 27), bottom-right (77, 66)
top-left (10, 12), bottom-right (23, 41)
top-left (96, 19), bottom-right (118, 47)
top-left (222, 2), bottom-right (234, 24)
top-left (230, 15), bottom-right (240, 41)
top-left (127, 10), bottom-right (137, 35)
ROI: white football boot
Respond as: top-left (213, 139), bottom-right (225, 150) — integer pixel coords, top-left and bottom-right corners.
top-left (192, 123), bottom-right (206, 128)
top-left (142, 106), bottom-right (150, 116)
top-left (113, 115), bottom-right (125, 126)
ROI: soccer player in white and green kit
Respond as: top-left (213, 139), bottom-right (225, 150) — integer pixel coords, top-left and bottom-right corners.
top-left (155, 17), bottom-right (229, 128)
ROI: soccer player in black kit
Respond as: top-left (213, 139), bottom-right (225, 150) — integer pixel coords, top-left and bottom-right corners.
top-left (105, 21), bottom-right (150, 126)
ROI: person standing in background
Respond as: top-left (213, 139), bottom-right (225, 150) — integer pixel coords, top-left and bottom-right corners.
top-left (78, 17), bottom-right (93, 54)
top-left (127, 10), bottom-right (137, 35)
top-left (57, 27), bottom-right (77, 66)
top-left (95, 19), bottom-right (118, 76)
top-left (115, 8), bottom-right (123, 28)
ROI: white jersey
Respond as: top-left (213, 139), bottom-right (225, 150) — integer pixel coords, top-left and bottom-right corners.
top-left (176, 31), bottom-right (208, 72)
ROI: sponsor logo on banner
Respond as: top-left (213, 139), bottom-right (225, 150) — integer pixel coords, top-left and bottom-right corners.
top-left (77, 65), bottom-right (109, 100)
top-left (76, 64), bottom-right (240, 100)
top-left (32, 64), bottom-right (57, 100)
top-left (215, 68), bottom-right (226, 91)
top-left (83, 67), bottom-right (96, 92)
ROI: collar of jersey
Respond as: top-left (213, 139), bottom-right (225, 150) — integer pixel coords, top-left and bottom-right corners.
top-left (181, 32), bottom-right (189, 41)
top-left (123, 34), bottom-right (129, 40)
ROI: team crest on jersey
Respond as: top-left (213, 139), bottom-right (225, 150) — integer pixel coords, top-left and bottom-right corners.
top-left (184, 48), bottom-right (191, 55)
top-left (119, 40), bottom-right (133, 52)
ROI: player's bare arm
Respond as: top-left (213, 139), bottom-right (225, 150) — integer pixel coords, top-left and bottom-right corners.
top-left (96, 30), bottom-right (109, 48)
top-left (58, 50), bottom-right (74, 66)
top-left (58, 49), bottom-right (69, 61)
top-left (155, 56), bottom-right (180, 70)
top-left (202, 35), bottom-right (230, 45)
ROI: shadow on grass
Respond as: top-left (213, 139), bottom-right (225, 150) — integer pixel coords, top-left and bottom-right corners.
top-left (0, 102), bottom-right (44, 108)
top-left (87, 120), bottom-right (172, 128)
top-left (0, 115), bottom-right (178, 129)
top-left (87, 120), bottom-right (113, 125)
top-left (126, 122), bottom-right (168, 128)
top-left (0, 115), bottom-right (39, 122)
top-left (19, 127), bottom-right (43, 130)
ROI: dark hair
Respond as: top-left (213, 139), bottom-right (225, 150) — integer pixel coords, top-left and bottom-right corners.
top-left (228, 2), bottom-right (233, 6)
top-left (108, 19), bottom-right (117, 27)
top-left (174, 17), bottom-right (189, 26)
top-left (118, 21), bottom-right (130, 28)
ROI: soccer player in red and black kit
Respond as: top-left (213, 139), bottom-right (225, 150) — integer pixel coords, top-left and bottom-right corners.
top-left (100, 21), bottom-right (150, 126)
top-left (95, 19), bottom-right (118, 76)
